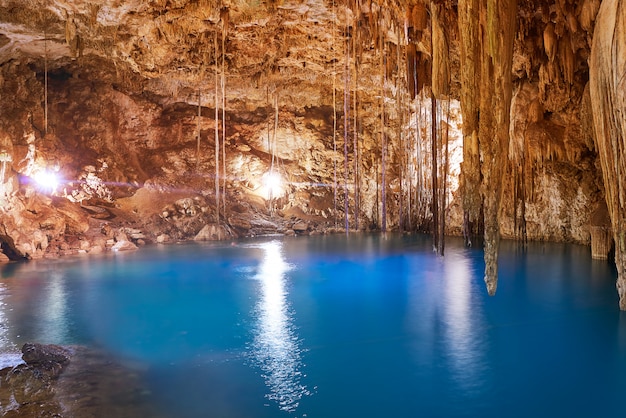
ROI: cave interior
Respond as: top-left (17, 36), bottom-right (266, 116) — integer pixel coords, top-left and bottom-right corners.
top-left (0, 0), bottom-right (625, 305)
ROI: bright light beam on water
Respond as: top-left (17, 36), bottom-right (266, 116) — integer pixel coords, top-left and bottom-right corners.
top-left (249, 241), bottom-right (310, 413)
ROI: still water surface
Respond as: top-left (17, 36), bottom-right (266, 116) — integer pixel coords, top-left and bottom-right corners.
top-left (0, 233), bottom-right (625, 417)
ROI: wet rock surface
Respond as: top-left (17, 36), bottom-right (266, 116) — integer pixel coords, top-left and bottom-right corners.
top-left (0, 343), bottom-right (165, 418)
top-left (0, 343), bottom-right (71, 417)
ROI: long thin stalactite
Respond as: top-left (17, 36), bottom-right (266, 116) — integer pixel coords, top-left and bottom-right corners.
top-left (44, 27), bottom-right (48, 135)
top-left (221, 21), bottom-right (227, 217)
top-left (396, 41), bottom-right (404, 231)
top-left (380, 27), bottom-right (387, 233)
top-left (214, 30), bottom-right (220, 226)
top-left (353, 5), bottom-right (360, 231)
top-left (197, 89), bottom-right (201, 172)
top-left (332, 0), bottom-right (338, 229)
top-left (343, 22), bottom-right (350, 233)
top-left (431, 94), bottom-right (439, 251)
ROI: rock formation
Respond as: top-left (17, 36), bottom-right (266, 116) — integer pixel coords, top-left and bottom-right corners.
top-left (590, 0), bottom-right (626, 308)
top-left (0, 0), bottom-right (624, 306)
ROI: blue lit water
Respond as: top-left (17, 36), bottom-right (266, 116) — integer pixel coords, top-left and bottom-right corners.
top-left (1, 233), bottom-right (625, 417)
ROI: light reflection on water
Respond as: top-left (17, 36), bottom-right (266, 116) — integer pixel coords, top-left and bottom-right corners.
top-left (40, 271), bottom-right (69, 343)
top-left (0, 282), bottom-right (22, 368)
top-left (441, 249), bottom-right (485, 393)
top-left (248, 240), bottom-right (310, 413)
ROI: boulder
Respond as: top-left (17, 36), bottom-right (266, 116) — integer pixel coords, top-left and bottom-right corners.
top-left (194, 224), bottom-right (229, 241)
top-left (111, 240), bottom-right (138, 252)
top-left (292, 221), bottom-right (309, 233)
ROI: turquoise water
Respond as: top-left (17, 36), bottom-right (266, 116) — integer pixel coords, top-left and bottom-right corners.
top-left (1, 233), bottom-right (625, 417)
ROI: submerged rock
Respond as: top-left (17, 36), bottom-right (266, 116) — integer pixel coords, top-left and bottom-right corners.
top-left (0, 343), bottom-right (73, 416)
top-left (0, 344), bottom-right (166, 417)
top-left (21, 343), bottom-right (71, 372)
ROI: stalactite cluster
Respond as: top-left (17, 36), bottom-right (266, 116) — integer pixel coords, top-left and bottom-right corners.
top-left (458, 0), bottom-right (517, 294)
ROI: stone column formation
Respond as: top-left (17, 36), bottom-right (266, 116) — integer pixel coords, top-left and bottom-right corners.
top-left (590, 0), bottom-right (626, 309)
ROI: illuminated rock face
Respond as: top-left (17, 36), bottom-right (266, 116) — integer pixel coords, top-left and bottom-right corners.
top-left (0, 0), bottom-right (623, 305)
top-left (590, 0), bottom-right (626, 308)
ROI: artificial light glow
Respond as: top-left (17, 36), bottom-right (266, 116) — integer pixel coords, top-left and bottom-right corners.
top-left (32, 170), bottom-right (60, 194)
top-left (262, 171), bottom-right (284, 200)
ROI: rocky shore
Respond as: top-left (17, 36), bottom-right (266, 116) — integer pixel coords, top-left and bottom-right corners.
top-left (0, 177), bottom-right (351, 263)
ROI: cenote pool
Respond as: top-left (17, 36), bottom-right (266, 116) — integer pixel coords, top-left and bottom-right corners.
top-left (1, 233), bottom-right (626, 417)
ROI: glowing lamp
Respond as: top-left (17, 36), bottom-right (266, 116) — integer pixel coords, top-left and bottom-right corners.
top-left (33, 170), bottom-right (60, 194)
top-left (262, 171), bottom-right (284, 200)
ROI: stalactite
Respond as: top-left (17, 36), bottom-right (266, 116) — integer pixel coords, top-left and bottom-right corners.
top-left (431, 94), bottom-right (439, 252)
top-left (415, 91), bottom-right (423, 230)
top-left (480, 0), bottom-right (517, 295)
top-left (197, 89), bottom-right (201, 172)
top-left (266, 86), bottom-right (271, 153)
top-left (431, 1), bottom-right (450, 254)
top-left (397, 41), bottom-right (404, 231)
top-left (343, 23), bottom-right (350, 233)
top-left (353, 10), bottom-right (360, 231)
top-left (221, 20), bottom-right (227, 216)
top-left (270, 92), bottom-right (279, 215)
top-left (440, 98), bottom-right (451, 255)
top-left (44, 27), bottom-right (48, 135)
top-left (430, 2), bottom-right (449, 98)
top-left (380, 27), bottom-right (387, 233)
top-left (214, 30), bottom-right (220, 226)
top-left (458, 0), bottom-right (481, 246)
top-left (519, 159), bottom-right (527, 243)
top-left (404, 61), bottom-right (411, 232)
top-left (332, 0), bottom-right (338, 229)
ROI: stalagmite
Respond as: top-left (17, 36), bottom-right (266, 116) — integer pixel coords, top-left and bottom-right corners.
top-left (589, 0), bottom-right (626, 309)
